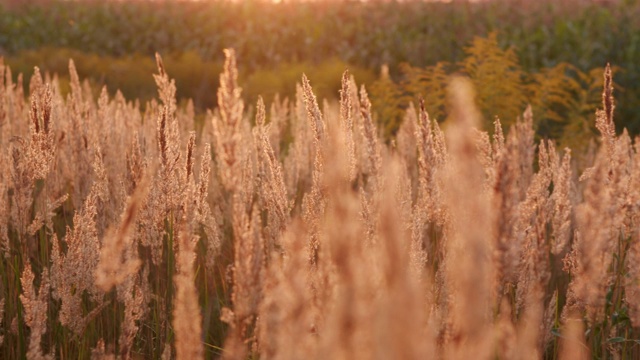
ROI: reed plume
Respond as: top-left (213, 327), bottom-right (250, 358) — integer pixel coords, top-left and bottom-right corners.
top-left (20, 263), bottom-right (53, 360)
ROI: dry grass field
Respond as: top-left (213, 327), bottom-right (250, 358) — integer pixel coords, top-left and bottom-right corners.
top-left (1, 48), bottom-right (639, 359)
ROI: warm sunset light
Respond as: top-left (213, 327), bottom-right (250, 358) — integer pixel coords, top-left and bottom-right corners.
top-left (0, 0), bottom-right (637, 359)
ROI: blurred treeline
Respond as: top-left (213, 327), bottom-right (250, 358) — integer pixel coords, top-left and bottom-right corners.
top-left (0, 0), bottom-right (639, 141)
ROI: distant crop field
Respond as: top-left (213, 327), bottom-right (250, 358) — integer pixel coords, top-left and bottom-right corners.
top-left (1, 0), bottom-right (640, 133)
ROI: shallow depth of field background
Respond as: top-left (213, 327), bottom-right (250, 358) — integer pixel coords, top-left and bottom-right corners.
top-left (1, 0), bottom-right (639, 142)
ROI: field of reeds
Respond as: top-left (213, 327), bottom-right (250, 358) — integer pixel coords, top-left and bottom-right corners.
top-left (1, 47), bottom-right (640, 360)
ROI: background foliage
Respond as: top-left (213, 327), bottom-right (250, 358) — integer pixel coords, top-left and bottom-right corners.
top-left (0, 0), bottom-right (638, 140)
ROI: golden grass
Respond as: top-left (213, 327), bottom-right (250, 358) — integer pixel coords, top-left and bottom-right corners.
top-left (0, 52), bottom-right (638, 359)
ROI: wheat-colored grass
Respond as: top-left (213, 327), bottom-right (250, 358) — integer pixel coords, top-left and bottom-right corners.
top-left (0, 52), bottom-right (639, 359)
